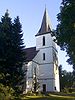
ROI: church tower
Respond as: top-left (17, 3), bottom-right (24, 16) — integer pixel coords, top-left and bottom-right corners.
top-left (35, 8), bottom-right (60, 92)
top-left (24, 8), bottom-right (60, 93)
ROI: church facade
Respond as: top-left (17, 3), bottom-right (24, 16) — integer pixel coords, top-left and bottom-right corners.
top-left (23, 8), bottom-right (60, 93)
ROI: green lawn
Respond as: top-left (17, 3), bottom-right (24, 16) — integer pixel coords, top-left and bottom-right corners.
top-left (22, 93), bottom-right (75, 100)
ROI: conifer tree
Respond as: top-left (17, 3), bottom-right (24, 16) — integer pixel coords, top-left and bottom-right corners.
top-left (0, 10), bottom-right (25, 92)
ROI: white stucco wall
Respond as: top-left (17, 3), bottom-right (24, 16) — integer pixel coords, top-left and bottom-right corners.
top-left (34, 47), bottom-right (53, 64)
top-left (26, 61), bottom-right (40, 92)
top-left (27, 61), bottom-right (33, 78)
top-left (26, 61), bottom-right (33, 92)
top-left (35, 32), bottom-right (60, 92)
top-left (37, 64), bottom-right (54, 79)
top-left (36, 33), bottom-right (53, 50)
top-left (54, 63), bottom-right (60, 92)
top-left (38, 79), bottom-right (55, 92)
top-left (25, 32), bottom-right (60, 92)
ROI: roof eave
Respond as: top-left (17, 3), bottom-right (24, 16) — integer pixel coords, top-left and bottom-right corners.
top-left (35, 31), bottom-right (51, 37)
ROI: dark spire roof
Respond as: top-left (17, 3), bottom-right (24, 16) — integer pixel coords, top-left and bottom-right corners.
top-left (24, 47), bottom-right (39, 62)
top-left (35, 8), bottom-right (52, 36)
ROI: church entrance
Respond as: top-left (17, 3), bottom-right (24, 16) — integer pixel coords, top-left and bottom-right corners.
top-left (43, 84), bottom-right (46, 92)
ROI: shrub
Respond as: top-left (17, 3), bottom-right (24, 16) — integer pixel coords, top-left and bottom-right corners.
top-left (68, 88), bottom-right (72, 93)
top-left (0, 83), bottom-right (15, 100)
top-left (69, 88), bottom-right (75, 93)
top-left (63, 88), bottom-right (69, 93)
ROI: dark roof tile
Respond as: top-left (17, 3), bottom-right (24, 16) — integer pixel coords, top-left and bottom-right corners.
top-left (24, 47), bottom-right (38, 62)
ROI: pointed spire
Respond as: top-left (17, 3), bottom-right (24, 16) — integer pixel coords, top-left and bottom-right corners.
top-left (35, 8), bottom-right (52, 36)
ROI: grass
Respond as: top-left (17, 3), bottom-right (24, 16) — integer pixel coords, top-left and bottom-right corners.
top-left (22, 92), bottom-right (75, 100)
top-left (23, 96), bottom-right (75, 100)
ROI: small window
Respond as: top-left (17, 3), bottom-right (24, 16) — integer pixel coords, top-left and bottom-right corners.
top-left (43, 53), bottom-right (45, 60)
top-left (56, 65), bottom-right (57, 70)
top-left (43, 36), bottom-right (45, 46)
top-left (43, 84), bottom-right (46, 92)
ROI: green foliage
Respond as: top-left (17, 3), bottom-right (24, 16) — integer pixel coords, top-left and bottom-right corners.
top-left (55, 0), bottom-right (75, 75)
top-left (62, 88), bottom-right (75, 93)
top-left (0, 83), bottom-right (15, 100)
top-left (62, 70), bottom-right (73, 88)
top-left (59, 65), bottom-right (74, 92)
top-left (0, 10), bottom-right (25, 93)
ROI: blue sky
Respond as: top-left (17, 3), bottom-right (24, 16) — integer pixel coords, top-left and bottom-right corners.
top-left (0, 0), bottom-right (73, 71)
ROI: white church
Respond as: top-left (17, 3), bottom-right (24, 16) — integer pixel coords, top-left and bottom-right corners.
top-left (23, 8), bottom-right (60, 93)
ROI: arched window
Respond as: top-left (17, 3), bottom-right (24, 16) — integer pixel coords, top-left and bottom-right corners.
top-left (43, 36), bottom-right (45, 46)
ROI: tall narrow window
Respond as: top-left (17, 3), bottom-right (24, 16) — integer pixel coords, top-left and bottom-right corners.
top-left (43, 53), bottom-right (45, 60)
top-left (43, 36), bottom-right (45, 46)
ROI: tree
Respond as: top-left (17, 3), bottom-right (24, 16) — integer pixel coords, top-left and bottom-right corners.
top-left (59, 65), bottom-right (63, 91)
top-left (55, 0), bottom-right (75, 75)
top-left (62, 70), bottom-right (73, 89)
top-left (0, 10), bottom-right (25, 93)
top-left (33, 67), bottom-right (40, 92)
top-left (59, 65), bottom-right (74, 91)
